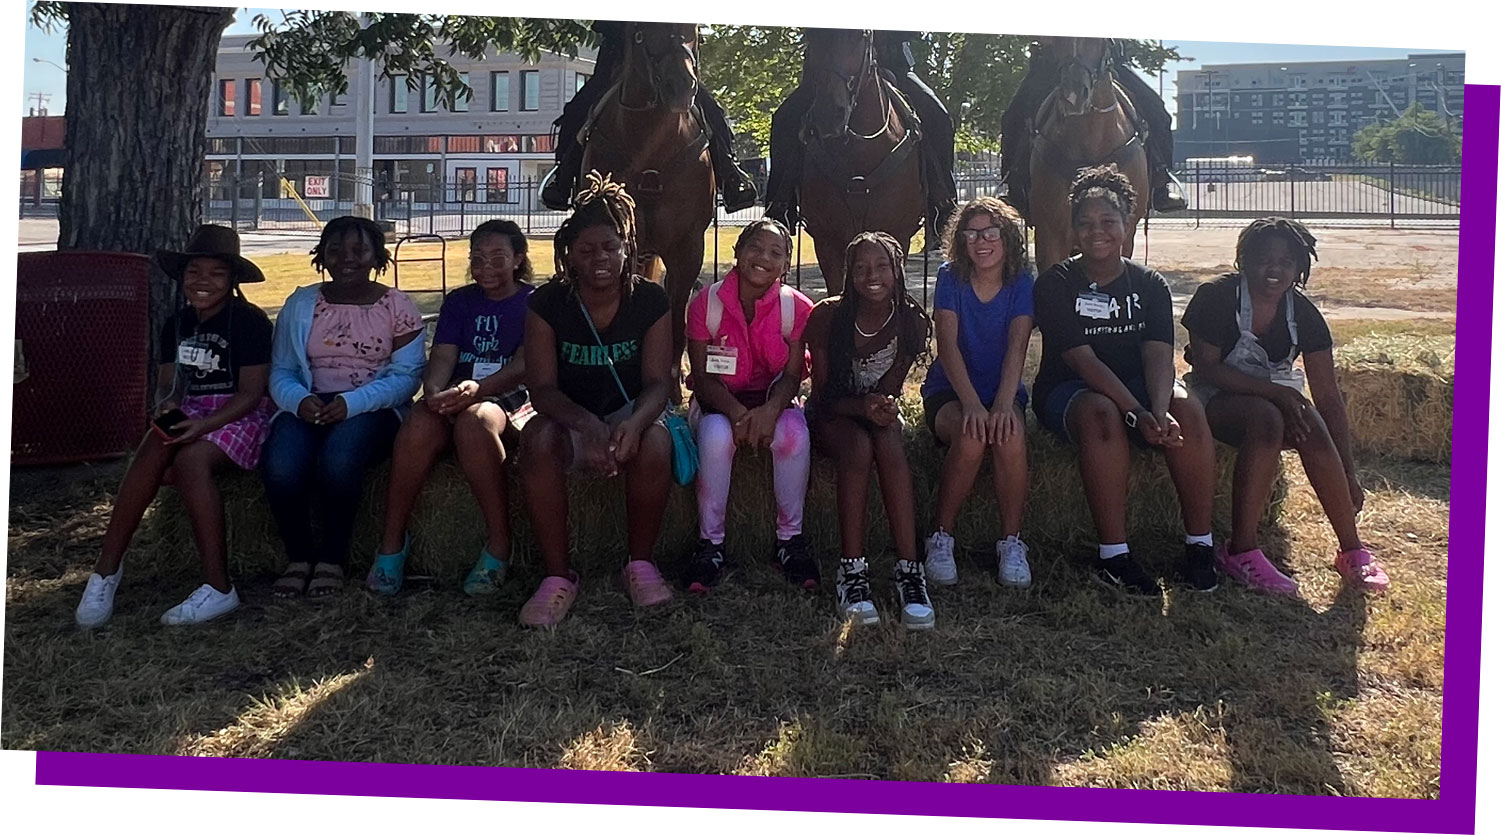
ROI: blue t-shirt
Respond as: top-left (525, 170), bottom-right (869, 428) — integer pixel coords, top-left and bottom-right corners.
top-left (921, 262), bottom-right (1035, 407)
top-left (433, 282), bottom-right (534, 385)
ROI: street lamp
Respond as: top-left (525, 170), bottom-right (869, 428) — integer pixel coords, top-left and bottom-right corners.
top-left (32, 57), bottom-right (67, 72)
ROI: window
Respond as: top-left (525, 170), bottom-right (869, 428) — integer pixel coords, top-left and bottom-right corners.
top-left (272, 82), bottom-right (290, 116)
top-left (485, 135), bottom-right (521, 153)
top-left (490, 71), bottom-right (510, 112)
top-left (391, 75), bottom-right (409, 114)
top-left (331, 91), bottom-right (346, 107)
top-left (421, 75), bottom-right (440, 113)
top-left (486, 167), bottom-right (510, 203)
top-left (448, 136), bottom-right (482, 154)
top-left (1272, 93), bottom-right (1284, 106)
top-left (454, 72), bottom-right (471, 113)
top-left (207, 137), bottom-right (237, 155)
top-left (455, 167), bottom-right (477, 202)
top-left (301, 95), bottom-right (319, 116)
top-left (374, 135), bottom-right (444, 154)
top-left (1312, 110), bottom-right (1325, 125)
top-left (1250, 94), bottom-right (1263, 107)
top-left (575, 73), bottom-right (590, 93)
top-left (218, 79), bottom-right (236, 116)
top-left (523, 134), bottom-right (555, 153)
top-left (521, 70), bottom-right (540, 111)
top-left (246, 79), bottom-right (262, 116)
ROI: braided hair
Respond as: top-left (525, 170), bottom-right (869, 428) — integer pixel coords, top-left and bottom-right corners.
top-left (824, 231), bottom-right (932, 399)
top-left (552, 170), bottom-right (638, 296)
top-left (1234, 216), bottom-right (1319, 287)
top-left (310, 215), bottom-right (391, 274)
top-left (1068, 163), bottom-right (1137, 226)
top-left (733, 218), bottom-right (795, 274)
top-left (941, 195), bottom-right (1029, 284)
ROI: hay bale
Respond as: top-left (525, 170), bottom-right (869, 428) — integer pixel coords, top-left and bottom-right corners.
top-left (140, 406), bottom-right (1285, 582)
top-left (1336, 333), bottom-right (1454, 463)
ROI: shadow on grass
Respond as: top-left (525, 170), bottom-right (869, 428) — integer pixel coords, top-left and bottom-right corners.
top-left (3, 450), bottom-right (1431, 797)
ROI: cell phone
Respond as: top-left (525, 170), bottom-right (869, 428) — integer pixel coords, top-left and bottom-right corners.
top-left (152, 408), bottom-right (189, 440)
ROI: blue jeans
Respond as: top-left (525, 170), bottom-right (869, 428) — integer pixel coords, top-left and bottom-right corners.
top-left (261, 409), bottom-right (400, 566)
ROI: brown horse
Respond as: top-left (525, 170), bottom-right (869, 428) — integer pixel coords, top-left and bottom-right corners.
top-left (580, 22), bottom-right (715, 357)
top-left (1026, 36), bottom-right (1150, 272)
top-left (797, 28), bottom-right (926, 297)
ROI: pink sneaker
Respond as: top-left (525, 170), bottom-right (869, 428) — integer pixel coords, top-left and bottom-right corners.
top-left (1336, 547), bottom-right (1390, 593)
top-left (519, 573), bottom-right (579, 627)
top-left (622, 560), bottom-right (673, 607)
top-left (1216, 546), bottom-right (1300, 596)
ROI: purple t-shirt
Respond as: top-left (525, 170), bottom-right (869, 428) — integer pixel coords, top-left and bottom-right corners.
top-left (433, 283), bottom-right (534, 385)
top-left (921, 262), bottom-right (1035, 407)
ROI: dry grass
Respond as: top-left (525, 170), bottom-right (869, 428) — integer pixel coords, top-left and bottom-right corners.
top-left (4, 372), bottom-right (1447, 798)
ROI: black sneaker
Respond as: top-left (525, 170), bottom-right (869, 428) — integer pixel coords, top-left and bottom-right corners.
top-left (1179, 542), bottom-right (1219, 592)
top-left (684, 539), bottom-right (726, 595)
top-left (1094, 552), bottom-right (1161, 596)
top-left (835, 557), bottom-right (880, 626)
top-left (893, 560), bottom-right (935, 630)
top-left (774, 534), bottom-right (820, 590)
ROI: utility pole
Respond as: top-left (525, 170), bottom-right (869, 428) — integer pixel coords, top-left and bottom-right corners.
top-left (352, 13), bottom-right (376, 219)
top-left (27, 92), bottom-right (51, 117)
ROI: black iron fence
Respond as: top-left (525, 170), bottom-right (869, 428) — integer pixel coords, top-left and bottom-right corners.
top-left (19, 161), bottom-right (1462, 232)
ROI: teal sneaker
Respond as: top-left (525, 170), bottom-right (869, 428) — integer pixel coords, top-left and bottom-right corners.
top-left (462, 547), bottom-right (507, 596)
top-left (366, 535), bottom-right (410, 597)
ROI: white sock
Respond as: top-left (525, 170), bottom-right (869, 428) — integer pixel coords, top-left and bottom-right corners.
top-left (1185, 533), bottom-right (1213, 547)
top-left (1099, 543), bottom-right (1130, 560)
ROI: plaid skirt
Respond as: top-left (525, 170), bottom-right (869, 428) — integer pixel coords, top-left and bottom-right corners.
top-left (180, 394), bottom-right (276, 470)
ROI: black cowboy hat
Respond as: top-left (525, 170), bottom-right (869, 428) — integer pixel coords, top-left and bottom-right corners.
top-left (154, 224), bottom-right (266, 285)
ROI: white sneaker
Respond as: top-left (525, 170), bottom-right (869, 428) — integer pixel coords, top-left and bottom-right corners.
top-left (160, 584), bottom-right (241, 626)
top-left (835, 558), bottom-right (880, 626)
top-left (75, 569), bottom-right (123, 628)
top-left (997, 536), bottom-right (1032, 589)
top-left (924, 530), bottom-right (959, 586)
top-left (894, 560), bottom-right (936, 631)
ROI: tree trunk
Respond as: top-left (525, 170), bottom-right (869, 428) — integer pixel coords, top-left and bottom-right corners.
top-left (59, 4), bottom-right (233, 394)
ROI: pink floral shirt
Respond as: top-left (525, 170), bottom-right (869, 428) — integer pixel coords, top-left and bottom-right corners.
top-left (307, 288), bottom-right (424, 394)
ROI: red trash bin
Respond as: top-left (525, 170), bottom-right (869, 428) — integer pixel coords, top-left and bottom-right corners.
top-left (12, 251), bottom-right (152, 465)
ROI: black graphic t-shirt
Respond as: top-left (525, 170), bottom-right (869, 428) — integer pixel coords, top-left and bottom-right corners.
top-left (528, 277), bottom-right (670, 417)
top-left (1181, 273), bottom-right (1333, 365)
top-left (158, 299), bottom-right (274, 397)
top-left (1032, 257), bottom-right (1174, 407)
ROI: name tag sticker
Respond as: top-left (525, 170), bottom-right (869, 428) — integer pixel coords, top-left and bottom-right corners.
top-left (705, 345), bottom-right (738, 376)
top-left (1077, 293), bottom-right (1113, 320)
top-left (472, 361), bottom-right (503, 381)
top-left (177, 343), bottom-right (217, 370)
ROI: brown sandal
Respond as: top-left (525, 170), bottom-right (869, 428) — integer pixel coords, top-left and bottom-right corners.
top-left (273, 562), bottom-right (312, 599)
top-left (306, 562), bottom-right (346, 600)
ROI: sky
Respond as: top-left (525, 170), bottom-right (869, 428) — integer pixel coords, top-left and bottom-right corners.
top-left (19, 8), bottom-right (1430, 126)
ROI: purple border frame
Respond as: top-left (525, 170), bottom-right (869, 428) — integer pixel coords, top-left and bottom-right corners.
top-left (31, 84), bottom-right (1499, 835)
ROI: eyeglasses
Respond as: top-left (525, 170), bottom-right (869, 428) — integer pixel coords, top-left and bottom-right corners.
top-left (961, 226), bottom-right (1004, 243)
top-left (469, 256), bottom-right (512, 270)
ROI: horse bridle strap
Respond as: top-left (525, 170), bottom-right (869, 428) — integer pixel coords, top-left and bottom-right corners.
top-left (619, 26), bottom-right (700, 111)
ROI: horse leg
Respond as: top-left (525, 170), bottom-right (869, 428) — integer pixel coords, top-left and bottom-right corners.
top-left (663, 236), bottom-right (706, 405)
top-left (812, 233), bottom-right (846, 298)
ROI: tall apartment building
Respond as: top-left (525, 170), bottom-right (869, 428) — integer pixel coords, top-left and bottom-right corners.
top-left (1173, 52), bottom-right (1464, 164)
top-left (204, 34), bottom-right (598, 207)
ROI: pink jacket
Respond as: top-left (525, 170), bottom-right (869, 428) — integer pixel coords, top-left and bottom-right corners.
top-left (685, 268), bottom-right (813, 394)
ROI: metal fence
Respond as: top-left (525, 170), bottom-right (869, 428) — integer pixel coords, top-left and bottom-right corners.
top-left (19, 160), bottom-right (1463, 234)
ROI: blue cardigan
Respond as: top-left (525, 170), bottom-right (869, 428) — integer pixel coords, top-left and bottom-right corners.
top-left (268, 284), bottom-right (426, 419)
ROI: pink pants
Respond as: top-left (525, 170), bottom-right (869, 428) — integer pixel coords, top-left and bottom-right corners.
top-left (693, 406), bottom-right (810, 544)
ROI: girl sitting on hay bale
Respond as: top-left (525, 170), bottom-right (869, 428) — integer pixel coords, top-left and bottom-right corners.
top-left (920, 196), bottom-right (1036, 590)
top-left (1182, 217), bottom-right (1388, 594)
top-left (681, 218), bottom-right (816, 596)
top-left (516, 171), bottom-right (675, 627)
top-left (805, 231), bottom-right (935, 630)
top-left (76, 225), bottom-right (275, 628)
top-left (262, 216), bottom-right (426, 600)
top-left (1031, 164), bottom-right (1219, 596)
top-left (367, 220), bottom-right (536, 598)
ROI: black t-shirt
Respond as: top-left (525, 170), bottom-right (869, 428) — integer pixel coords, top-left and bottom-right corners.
top-left (157, 299), bottom-right (274, 397)
top-left (1032, 257), bottom-right (1175, 406)
top-left (529, 277), bottom-right (670, 417)
top-left (1181, 273), bottom-right (1334, 365)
